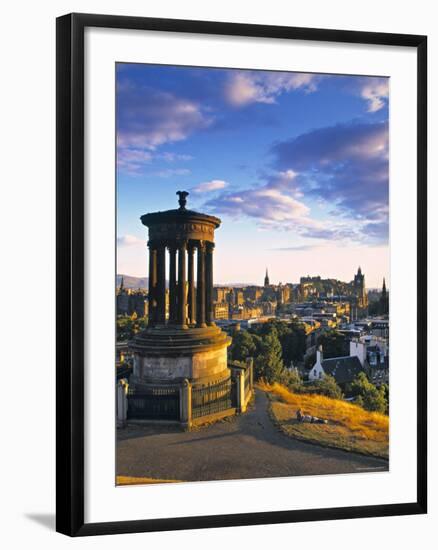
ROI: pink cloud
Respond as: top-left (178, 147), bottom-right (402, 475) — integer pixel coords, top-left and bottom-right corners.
top-left (192, 180), bottom-right (228, 193)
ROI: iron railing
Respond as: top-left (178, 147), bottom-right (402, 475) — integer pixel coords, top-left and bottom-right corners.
top-left (127, 386), bottom-right (180, 420)
top-left (192, 377), bottom-right (233, 419)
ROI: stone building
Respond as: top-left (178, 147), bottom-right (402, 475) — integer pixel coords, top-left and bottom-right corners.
top-left (261, 301), bottom-right (277, 316)
top-left (309, 344), bottom-right (367, 391)
top-left (229, 303), bottom-right (263, 320)
top-left (213, 286), bottom-right (232, 303)
top-left (116, 278), bottom-right (148, 318)
top-left (227, 288), bottom-right (244, 306)
top-left (276, 283), bottom-right (291, 305)
top-left (243, 286), bottom-right (262, 302)
top-left (213, 301), bottom-right (229, 320)
top-left (352, 266), bottom-right (368, 318)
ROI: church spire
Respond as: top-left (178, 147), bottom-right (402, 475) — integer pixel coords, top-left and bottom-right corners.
top-left (264, 268), bottom-right (270, 287)
top-left (119, 276), bottom-right (125, 293)
top-left (382, 277), bottom-right (387, 297)
top-left (380, 276), bottom-right (388, 315)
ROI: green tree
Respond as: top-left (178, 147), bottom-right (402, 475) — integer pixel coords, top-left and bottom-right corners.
top-left (251, 319), bottom-right (307, 366)
top-left (116, 315), bottom-right (147, 341)
top-left (351, 372), bottom-right (387, 413)
top-left (314, 374), bottom-right (343, 399)
top-left (318, 331), bottom-right (348, 359)
top-left (230, 330), bottom-right (259, 362)
top-left (254, 328), bottom-right (285, 383)
top-left (116, 316), bottom-right (132, 341)
top-left (279, 323), bottom-right (307, 366)
top-left (253, 319), bottom-right (283, 337)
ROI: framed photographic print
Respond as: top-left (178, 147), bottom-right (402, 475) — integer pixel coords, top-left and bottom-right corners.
top-left (56, 13), bottom-right (427, 536)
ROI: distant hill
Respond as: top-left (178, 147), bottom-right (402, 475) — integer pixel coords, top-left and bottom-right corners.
top-left (116, 274), bottom-right (148, 289)
top-left (116, 275), bottom-right (257, 290)
top-left (214, 282), bottom-right (256, 288)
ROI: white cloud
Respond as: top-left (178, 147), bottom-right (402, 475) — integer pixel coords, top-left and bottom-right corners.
top-left (204, 172), bottom-right (309, 226)
top-left (360, 78), bottom-right (389, 112)
top-left (117, 84), bottom-right (212, 150)
top-left (154, 168), bottom-right (191, 178)
top-left (117, 148), bottom-right (193, 177)
top-left (204, 169), bottom-right (370, 243)
top-left (117, 148), bottom-right (154, 175)
top-left (192, 180), bottom-right (228, 193)
top-left (225, 71), bottom-right (320, 107)
top-left (159, 152), bottom-right (193, 162)
top-left (117, 234), bottom-right (144, 247)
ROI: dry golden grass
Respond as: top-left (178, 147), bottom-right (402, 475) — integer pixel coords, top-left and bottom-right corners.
top-left (257, 381), bottom-right (388, 458)
top-left (116, 476), bottom-right (181, 486)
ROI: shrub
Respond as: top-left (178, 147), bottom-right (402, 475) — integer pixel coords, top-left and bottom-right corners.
top-left (313, 374), bottom-right (343, 399)
top-left (351, 372), bottom-right (387, 413)
top-left (278, 368), bottom-right (303, 392)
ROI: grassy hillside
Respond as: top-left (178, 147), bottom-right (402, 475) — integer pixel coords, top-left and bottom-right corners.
top-left (258, 381), bottom-right (389, 459)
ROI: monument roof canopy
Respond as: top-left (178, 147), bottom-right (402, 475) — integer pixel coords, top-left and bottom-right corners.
top-left (140, 191), bottom-right (221, 244)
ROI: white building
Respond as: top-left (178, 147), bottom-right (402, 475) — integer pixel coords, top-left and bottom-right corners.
top-left (308, 344), bottom-right (366, 388)
top-left (309, 346), bottom-right (325, 381)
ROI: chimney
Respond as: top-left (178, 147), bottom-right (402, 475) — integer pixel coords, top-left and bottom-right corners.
top-left (317, 345), bottom-right (323, 365)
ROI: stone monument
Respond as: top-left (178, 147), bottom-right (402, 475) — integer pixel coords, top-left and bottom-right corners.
top-left (129, 191), bottom-right (232, 389)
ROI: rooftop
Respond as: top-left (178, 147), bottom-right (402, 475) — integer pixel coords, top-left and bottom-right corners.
top-left (322, 356), bottom-right (365, 384)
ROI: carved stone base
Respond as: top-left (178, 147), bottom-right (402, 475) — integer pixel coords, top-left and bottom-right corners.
top-left (129, 325), bottom-right (231, 386)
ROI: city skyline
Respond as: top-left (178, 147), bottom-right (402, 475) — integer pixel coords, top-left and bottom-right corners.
top-left (116, 265), bottom-right (388, 291)
top-left (117, 64), bottom-right (389, 288)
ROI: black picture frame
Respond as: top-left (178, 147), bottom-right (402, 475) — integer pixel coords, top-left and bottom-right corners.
top-left (56, 12), bottom-right (427, 537)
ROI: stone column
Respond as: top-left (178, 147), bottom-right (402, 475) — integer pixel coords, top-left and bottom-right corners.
top-left (168, 245), bottom-right (177, 324)
top-left (187, 243), bottom-right (196, 325)
top-left (147, 244), bottom-right (157, 327)
top-left (205, 242), bottom-right (215, 326)
top-left (156, 244), bottom-right (166, 324)
top-left (177, 241), bottom-right (188, 328)
top-left (196, 241), bottom-right (206, 328)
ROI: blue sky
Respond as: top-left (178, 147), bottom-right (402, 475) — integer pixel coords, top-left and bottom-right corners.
top-left (116, 63), bottom-right (389, 288)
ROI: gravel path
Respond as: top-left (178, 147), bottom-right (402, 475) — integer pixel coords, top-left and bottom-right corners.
top-left (117, 390), bottom-right (388, 482)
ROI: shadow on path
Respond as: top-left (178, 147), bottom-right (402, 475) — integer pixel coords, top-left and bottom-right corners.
top-left (117, 390), bottom-right (388, 482)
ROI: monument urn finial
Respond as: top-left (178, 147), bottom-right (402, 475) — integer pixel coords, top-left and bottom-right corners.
top-left (176, 190), bottom-right (189, 210)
